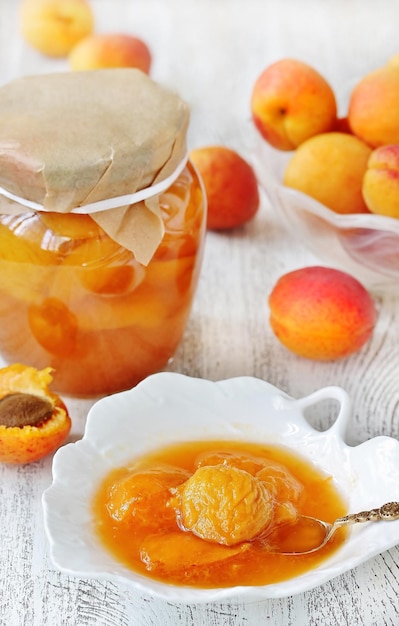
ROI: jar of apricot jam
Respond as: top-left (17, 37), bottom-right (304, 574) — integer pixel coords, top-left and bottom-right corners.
top-left (0, 70), bottom-right (206, 396)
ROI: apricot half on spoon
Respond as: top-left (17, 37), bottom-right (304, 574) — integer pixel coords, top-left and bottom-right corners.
top-left (267, 501), bottom-right (399, 555)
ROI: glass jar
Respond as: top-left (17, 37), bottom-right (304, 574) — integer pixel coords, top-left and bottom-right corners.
top-left (0, 161), bottom-right (205, 396)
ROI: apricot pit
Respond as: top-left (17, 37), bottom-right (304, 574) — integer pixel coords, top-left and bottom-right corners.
top-left (0, 393), bottom-right (53, 428)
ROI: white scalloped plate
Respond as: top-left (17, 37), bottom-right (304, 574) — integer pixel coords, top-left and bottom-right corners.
top-left (42, 373), bottom-right (399, 603)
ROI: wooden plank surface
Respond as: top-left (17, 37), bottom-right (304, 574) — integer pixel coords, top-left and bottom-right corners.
top-left (1, 1), bottom-right (399, 624)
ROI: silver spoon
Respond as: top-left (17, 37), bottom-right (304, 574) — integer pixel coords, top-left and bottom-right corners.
top-left (268, 501), bottom-right (399, 555)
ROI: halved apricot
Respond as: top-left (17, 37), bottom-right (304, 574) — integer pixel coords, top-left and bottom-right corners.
top-left (28, 298), bottom-right (78, 356)
top-left (105, 465), bottom-right (190, 531)
top-left (0, 364), bottom-right (71, 464)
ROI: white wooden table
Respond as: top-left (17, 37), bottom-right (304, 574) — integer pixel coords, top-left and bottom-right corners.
top-left (1, 1), bottom-right (399, 624)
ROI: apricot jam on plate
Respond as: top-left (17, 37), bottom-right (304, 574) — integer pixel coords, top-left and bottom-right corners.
top-left (93, 439), bottom-right (347, 588)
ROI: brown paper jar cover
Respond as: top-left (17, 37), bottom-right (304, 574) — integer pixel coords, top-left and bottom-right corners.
top-left (0, 70), bottom-right (206, 396)
top-left (0, 69), bottom-right (190, 265)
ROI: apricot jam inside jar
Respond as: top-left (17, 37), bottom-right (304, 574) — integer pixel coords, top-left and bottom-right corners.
top-left (0, 70), bottom-right (206, 396)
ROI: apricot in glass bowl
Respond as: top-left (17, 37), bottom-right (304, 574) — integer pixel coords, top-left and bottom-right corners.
top-left (253, 133), bottom-right (399, 295)
top-left (42, 373), bottom-right (399, 603)
top-left (250, 62), bottom-right (399, 295)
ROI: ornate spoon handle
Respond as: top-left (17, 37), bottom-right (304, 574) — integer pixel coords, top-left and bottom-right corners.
top-left (333, 501), bottom-right (399, 530)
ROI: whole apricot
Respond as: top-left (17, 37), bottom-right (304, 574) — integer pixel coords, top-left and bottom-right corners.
top-left (251, 58), bottom-right (337, 151)
top-left (20, 0), bottom-right (94, 57)
top-left (283, 132), bottom-right (372, 214)
top-left (362, 144), bottom-right (399, 218)
top-left (268, 266), bottom-right (377, 360)
top-left (69, 33), bottom-right (152, 73)
top-left (189, 146), bottom-right (259, 230)
top-left (348, 65), bottom-right (399, 148)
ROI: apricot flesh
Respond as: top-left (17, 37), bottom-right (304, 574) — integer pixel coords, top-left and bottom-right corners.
top-left (283, 132), bottom-right (372, 215)
top-left (105, 465), bottom-right (190, 529)
top-left (140, 532), bottom-right (247, 572)
top-left (269, 266), bottom-right (377, 360)
top-left (171, 464), bottom-right (273, 546)
top-left (0, 364), bottom-right (71, 464)
top-left (362, 144), bottom-right (399, 218)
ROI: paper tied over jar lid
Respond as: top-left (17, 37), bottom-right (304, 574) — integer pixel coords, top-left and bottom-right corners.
top-left (0, 69), bottom-right (190, 265)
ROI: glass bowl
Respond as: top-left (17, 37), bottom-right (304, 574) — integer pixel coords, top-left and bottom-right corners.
top-left (42, 373), bottom-right (399, 603)
top-left (253, 133), bottom-right (399, 295)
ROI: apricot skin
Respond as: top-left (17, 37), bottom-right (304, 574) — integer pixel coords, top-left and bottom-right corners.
top-left (348, 66), bottom-right (399, 148)
top-left (20, 0), bottom-right (94, 57)
top-left (388, 53), bottom-right (399, 68)
top-left (251, 58), bottom-right (337, 151)
top-left (268, 266), bottom-right (377, 360)
top-left (69, 33), bottom-right (152, 73)
top-left (189, 146), bottom-right (259, 230)
top-left (362, 144), bottom-right (399, 219)
top-left (0, 410), bottom-right (71, 464)
top-left (283, 132), bottom-right (372, 215)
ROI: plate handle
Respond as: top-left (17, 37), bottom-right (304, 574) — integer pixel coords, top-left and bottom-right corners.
top-left (293, 386), bottom-right (351, 439)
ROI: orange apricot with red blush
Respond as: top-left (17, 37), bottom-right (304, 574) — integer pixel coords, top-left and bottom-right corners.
top-left (69, 33), bottom-right (152, 73)
top-left (251, 58), bottom-right (337, 151)
top-left (189, 146), bottom-right (259, 230)
top-left (268, 266), bottom-right (377, 360)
